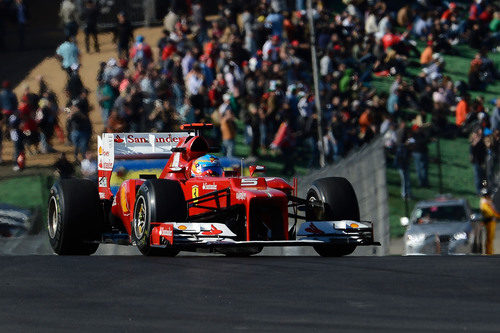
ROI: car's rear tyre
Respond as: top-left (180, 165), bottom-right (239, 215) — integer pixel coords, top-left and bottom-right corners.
top-left (132, 179), bottom-right (186, 256)
top-left (306, 177), bottom-right (360, 257)
top-left (48, 179), bottom-right (101, 255)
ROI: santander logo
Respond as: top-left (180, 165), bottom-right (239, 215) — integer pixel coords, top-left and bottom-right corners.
top-left (113, 134), bottom-right (181, 144)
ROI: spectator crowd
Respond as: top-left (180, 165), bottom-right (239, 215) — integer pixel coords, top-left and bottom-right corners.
top-left (0, 0), bottom-right (499, 194)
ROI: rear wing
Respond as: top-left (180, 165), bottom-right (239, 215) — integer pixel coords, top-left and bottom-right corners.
top-left (97, 132), bottom-right (189, 199)
top-left (98, 132), bottom-right (189, 170)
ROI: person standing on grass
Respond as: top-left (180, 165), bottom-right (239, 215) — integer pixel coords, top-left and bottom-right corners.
top-left (220, 109), bottom-right (236, 158)
top-left (470, 128), bottom-right (486, 194)
top-left (82, 0), bottom-right (100, 53)
top-left (490, 98), bottom-right (500, 131)
top-left (395, 120), bottom-right (411, 199)
top-left (409, 125), bottom-right (430, 188)
top-left (455, 93), bottom-right (470, 128)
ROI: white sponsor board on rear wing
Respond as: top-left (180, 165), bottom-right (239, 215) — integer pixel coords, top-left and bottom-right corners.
top-left (97, 132), bottom-right (189, 171)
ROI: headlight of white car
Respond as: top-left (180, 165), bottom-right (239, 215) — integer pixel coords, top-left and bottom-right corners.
top-left (407, 234), bottom-right (425, 246)
top-left (453, 231), bottom-right (467, 241)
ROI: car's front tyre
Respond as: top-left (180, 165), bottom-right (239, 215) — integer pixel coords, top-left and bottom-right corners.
top-left (306, 177), bottom-right (360, 257)
top-left (132, 180), bottom-right (186, 256)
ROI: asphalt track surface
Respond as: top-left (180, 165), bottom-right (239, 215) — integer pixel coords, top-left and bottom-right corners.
top-left (2, 256), bottom-right (500, 332)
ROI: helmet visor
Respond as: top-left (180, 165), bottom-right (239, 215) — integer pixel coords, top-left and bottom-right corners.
top-left (199, 165), bottom-right (223, 176)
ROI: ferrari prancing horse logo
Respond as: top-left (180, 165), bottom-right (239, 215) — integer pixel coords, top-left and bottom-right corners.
top-left (192, 185), bottom-right (199, 203)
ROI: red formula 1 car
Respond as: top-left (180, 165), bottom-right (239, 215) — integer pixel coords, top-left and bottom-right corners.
top-left (48, 124), bottom-right (379, 257)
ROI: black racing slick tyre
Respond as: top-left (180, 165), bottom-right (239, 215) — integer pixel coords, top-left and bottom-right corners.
top-left (307, 177), bottom-right (360, 257)
top-left (48, 179), bottom-right (101, 255)
top-left (132, 179), bottom-right (186, 256)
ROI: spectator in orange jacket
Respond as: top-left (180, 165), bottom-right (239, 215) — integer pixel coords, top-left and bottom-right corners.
top-left (420, 41), bottom-right (433, 65)
top-left (456, 93), bottom-right (470, 126)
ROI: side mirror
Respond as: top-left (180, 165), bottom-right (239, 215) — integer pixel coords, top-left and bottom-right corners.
top-left (249, 165), bottom-right (266, 177)
top-left (400, 217), bottom-right (409, 227)
top-left (470, 213), bottom-right (483, 222)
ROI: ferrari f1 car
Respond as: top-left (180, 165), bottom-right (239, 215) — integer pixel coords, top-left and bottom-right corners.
top-left (48, 123), bottom-right (379, 257)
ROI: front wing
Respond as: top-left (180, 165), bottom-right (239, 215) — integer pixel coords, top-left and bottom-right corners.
top-left (149, 220), bottom-right (380, 250)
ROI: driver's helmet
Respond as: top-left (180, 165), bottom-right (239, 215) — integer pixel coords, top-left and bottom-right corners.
top-left (191, 154), bottom-right (223, 177)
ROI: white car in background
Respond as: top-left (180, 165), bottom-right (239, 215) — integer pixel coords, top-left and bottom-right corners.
top-left (401, 197), bottom-right (485, 255)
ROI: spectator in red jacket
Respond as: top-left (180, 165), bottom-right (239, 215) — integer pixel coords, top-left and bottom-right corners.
top-left (130, 35), bottom-right (153, 68)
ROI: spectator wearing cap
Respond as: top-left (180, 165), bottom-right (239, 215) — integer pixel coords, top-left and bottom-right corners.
top-left (262, 35), bottom-right (281, 62)
top-left (130, 35), bottom-right (153, 68)
top-left (102, 58), bottom-right (124, 83)
top-left (56, 37), bottom-right (80, 75)
top-left (113, 11), bottom-right (134, 60)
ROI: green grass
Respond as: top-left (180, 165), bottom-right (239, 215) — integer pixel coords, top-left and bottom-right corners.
top-left (0, 174), bottom-right (52, 220)
top-left (377, 44), bottom-right (499, 237)
top-left (387, 137), bottom-right (478, 237)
